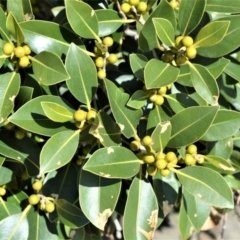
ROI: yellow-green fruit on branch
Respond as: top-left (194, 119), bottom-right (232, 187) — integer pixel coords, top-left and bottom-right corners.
top-left (155, 158), bottom-right (167, 170)
top-left (19, 56), bottom-right (30, 68)
top-left (95, 57), bottom-right (104, 68)
top-left (142, 153), bottom-right (155, 163)
top-left (185, 154), bottom-right (196, 166)
top-left (155, 95), bottom-right (164, 106)
top-left (182, 36), bottom-right (194, 47)
top-left (73, 109), bottom-right (87, 122)
top-left (142, 135), bottom-right (152, 146)
top-left (2, 43), bottom-right (14, 55)
top-left (97, 70), bottom-right (106, 79)
top-left (158, 86), bottom-right (167, 95)
top-left (28, 194), bottom-right (40, 205)
top-left (121, 3), bottom-right (131, 13)
top-left (0, 187), bottom-right (6, 196)
top-left (32, 181), bottom-right (43, 191)
top-left (103, 37), bottom-right (114, 47)
top-left (147, 165), bottom-right (157, 176)
top-left (14, 46), bottom-right (25, 58)
top-left (45, 201), bottom-right (55, 213)
top-left (186, 46), bottom-right (197, 59)
top-left (160, 169), bottom-right (170, 177)
top-left (129, 0), bottom-right (139, 6)
top-left (107, 54), bottom-right (118, 64)
top-left (87, 110), bottom-right (97, 122)
top-left (186, 144), bottom-right (197, 154)
top-left (165, 151), bottom-right (177, 162)
top-left (23, 45), bottom-right (31, 55)
top-left (130, 140), bottom-right (140, 151)
top-left (137, 2), bottom-right (148, 13)
top-left (175, 55), bottom-right (188, 66)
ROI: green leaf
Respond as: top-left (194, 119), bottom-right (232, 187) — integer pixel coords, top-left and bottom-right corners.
top-left (207, 57), bottom-right (230, 79)
top-left (168, 106), bottom-right (219, 148)
top-left (0, 200), bottom-right (21, 221)
top-left (153, 171), bottom-right (179, 216)
top-left (179, 199), bottom-right (193, 240)
top-left (56, 199), bottom-right (89, 228)
top-left (206, 0), bottom-right (240, 13)
top-left (66, 43), bottom-right (98, 110)
top-left (7, 0), bottom-right (33, 22)
top-left (43, 163), bottom-right (78, 204)
top-left (189, 63), bottom-right (219, 105)
top-left (176, 166), bottom-right (234, 208)
top-left (0, 212), bottom-right (29, 240)
top-left (197, 16), bottom-right (240, 58)
top-left (0, 130), bottom-right (40, 176)
top-left (40, 130), bottom-right (80, 174)
top-left (204, 155), bottom-right (235, 172)
top-left (0, 8), bottom-right (10, 42)
top-left (90, 111), bottom-right (121, 147)
top-left (129, 54), bottom-right (148, 81)
top-left (194, 21), bottom-right (230, 48)
top-left (139, 0), bottom-right (176, 51)
top-left (0, 72), bottom-right (20, 123)
top-left (182, 188), bottom-right (211, 231)
top-left (178, 0), bottom-right (206, 35)
top-left (224, 61), bottom-right (240, 82)
top-left (151, 122), bottom-right (171, 153)
top-left (41, 102), bottom-right (73, 123)
top-left (201, 110), bottom-right (240, 141)
top-left (127, 90), bottom-right (148, 109)
top-left (104, 79), bottom-right (142, 139)
top-left (123, 177), bottom-right (159, 240)
top-left (6, 12), bottom-right (24, 46)
top-left (15, 86), bottom-right (33, 109)
top-left (31, 51), bottom-right (70, 86)
top-left (65, 0), bottom-right (100, 41)
top-left (96, 9), bottom-right (134, 37)
top-left (144, 59), bottom-right (179, 89)
top-left (83, 146), bottom-right (141, 179)
top-left (79, 170), bottom-right (121, 230)
top-left (27, 207), bottom-right (58, 240)
top-left (20, 20), bottom-right (84, 56)
top-left (153, 18), bottom-right (175, 46)
top-left (0, 166), bottom-right (13, 185)
top-left (9, 95), bottom-right (75, 136)
top-left (166, 93), bottom-right (198, 113)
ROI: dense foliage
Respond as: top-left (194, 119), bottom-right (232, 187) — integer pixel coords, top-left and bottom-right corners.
top-left (1, 0), bottom-right (240, 239)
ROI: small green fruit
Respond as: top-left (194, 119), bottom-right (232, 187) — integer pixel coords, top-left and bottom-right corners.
top-left (147, 165), bottom-right (157, 176)
top-left (130, 140), bottom-right (140, 151)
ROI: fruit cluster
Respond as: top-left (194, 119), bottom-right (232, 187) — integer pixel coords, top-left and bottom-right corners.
top-left (149, 84), bottom-right (172, 106)
top-left (2, 42), bottom-right (31, 68)
top-left (181, 144), bottom-right (204, 166)
top-left (73, 109), bottom-right (97, 129)
top-left (121, 0), bottom-right (148, 15)
top-left (94, 36), bottom-right (118, 80)
top-left (161, 35), bottom-right (197, 66)
top-left (4, 120), bottom-right (26, 140)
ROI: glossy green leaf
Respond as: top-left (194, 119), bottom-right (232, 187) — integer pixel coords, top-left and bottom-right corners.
top-left (166, 93), bottom-right (198, 113)
top-left (41, 102), bottom-right (73, 123)
top-left (90, 111), bottom-right (121, 147)
top-left (56, 199), bottom-right (89, 228)
top-left (43, 163), bottom-right (78, 204)
top-left (65, 0), bottom-right (100, 41)
top-left (178, 0), bottom-right (206, 35)
top-left (224, 61), bottom-right (240, 82)
top-left (197, 16), bottom-right (240, 57)
top-left (40, 130), bottom-right (80, 174)
top-left (104, 79), bottom-right (142, 139)
top-left (66, 43), bottom-right (98, 109)
top-left (206, 0), bottom-right (240, 13)
top-left (15, 86), bottom-right (33, 109)
top-left (83, 146), bottom-right (141, 179)
top-left (0, 200), bottom-right (21, 221)
top-left (0, 8), bottom-right (10, 42)
top-left (127, 90), bottom-right (148, 109)
top-left (153, 171), bottom-right (179, 216)
top-left (0, 212), bottom-right (29, 240)
top-left (0, 130), bottom-right (40, 176)
top-left (168, 106), bottom-right (219, 148)
top-left (201, 110), bottom-right (240, 141)
top-left (129, 54), bottom-right (148, 81)
top-left (96, 9), bottom-right (134, 37)
top-left (7, 0), bottom-right (33, 22)
top-left (0, 72), bottom-right (20, 124)
top-left (0, 166), bottom-right (13, 185)
top-left (204, 155), bottom-right (235, 172)
top-left (139, 0), bottom-right (176, 51)
top-left (9, 95), bottom-right (75, 136)
top-left (176, 166), bottom-right (234, 208)
top-left (194, 21), bottom-right (230, 47)
top-left (182, 188), bottom-right (211, 231)
top-left (179, 199), bottom-right (193, 240)
top-left (207, 57), bottom-right (230, 79)
top-left (144, 59), bottom-right (179, 89)
top-left (151, 122), bottom-right (171, 153)
top-left (31, 51), bottom-right (70, 86)
top-left (6, 189), bottom-right (28, 206)
top-left (123, 177), bottom-right (159, 240)
top-left (20, 20), bottom-right (84, 56)
top-left (189, 64), bottom-right (219, 105)
top-left (79, 170), bottom-right (121, 230)
top-left (153, 18), bottom-right (175, 46)
top-left (0, 156), bottom-right (4, 167)
top-left (27, 207), bottom-right (59, 240)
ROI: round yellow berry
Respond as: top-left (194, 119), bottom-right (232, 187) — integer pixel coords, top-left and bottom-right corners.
top-left (155, 158), bottom-right (167, 170)
top-left (186, 46), bottom-right (197, 59)
top-left (23, 45), bottom-right (31, 55)
top-left (2, 43), bottom-right (14, 55)
top-left (142, 153), bottom-right (155, 164)
top-left (147, 165), bottom-right (157, 176)
top-left (15, 129), bottom-right (25, 140)
top-left (0, 187), bottom-right (6, 196)
top-left (28, 194), bottom-right (40, 205)
top-left (182, 36), bottom-right (194, 47)
top-left (156, 152), bottom-right (166, 160)
top-left (155, 95), bottom-right (164, 106)
top-left (175, 36), bottom-right (184, 48)
top-left (158, 86), bottom-right (167, 95)
top-left (19, 56), bottom-right (30, 68)
top-left (87, 110), bottom-right (97, 122)
top-left (169, 0), bottom-right (179, 9)
top-left (160, 169), bottom-right (170, 177)
top-left (73, 109), bottom-right (87, 122)
top-left (186, 144), bottom-right (197, 155)
top-left (130, 140), bottom-right (140, 151)
top-left (45, 201), bottom-right (55, 213)
top-left (129, 0), bottom-right (139, 6)
top-left (107, 54), bottom-right (118, 64)
top-left (165, 151), bottom-right (177, 162)
top-left (121, 3), bottom-right (131, 13)
top-left (95, 57), bottom-right (104, 68)
top-left (97, 70), bottom-right (106, 79)
top-left (32, 181), bottom-right (43, 191)
top-left (14, 46), bottom-right (25, 58)
top-left (185, 154), bottom-right (196, 166)
top-left (149, 94), bottom-right (157, 102)
top-left (137, 2), bottom-right (148, 13)
top-left (103, 37), bottom-right (114, 47)
top-left (142, 135), bottom-right (152, 146)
